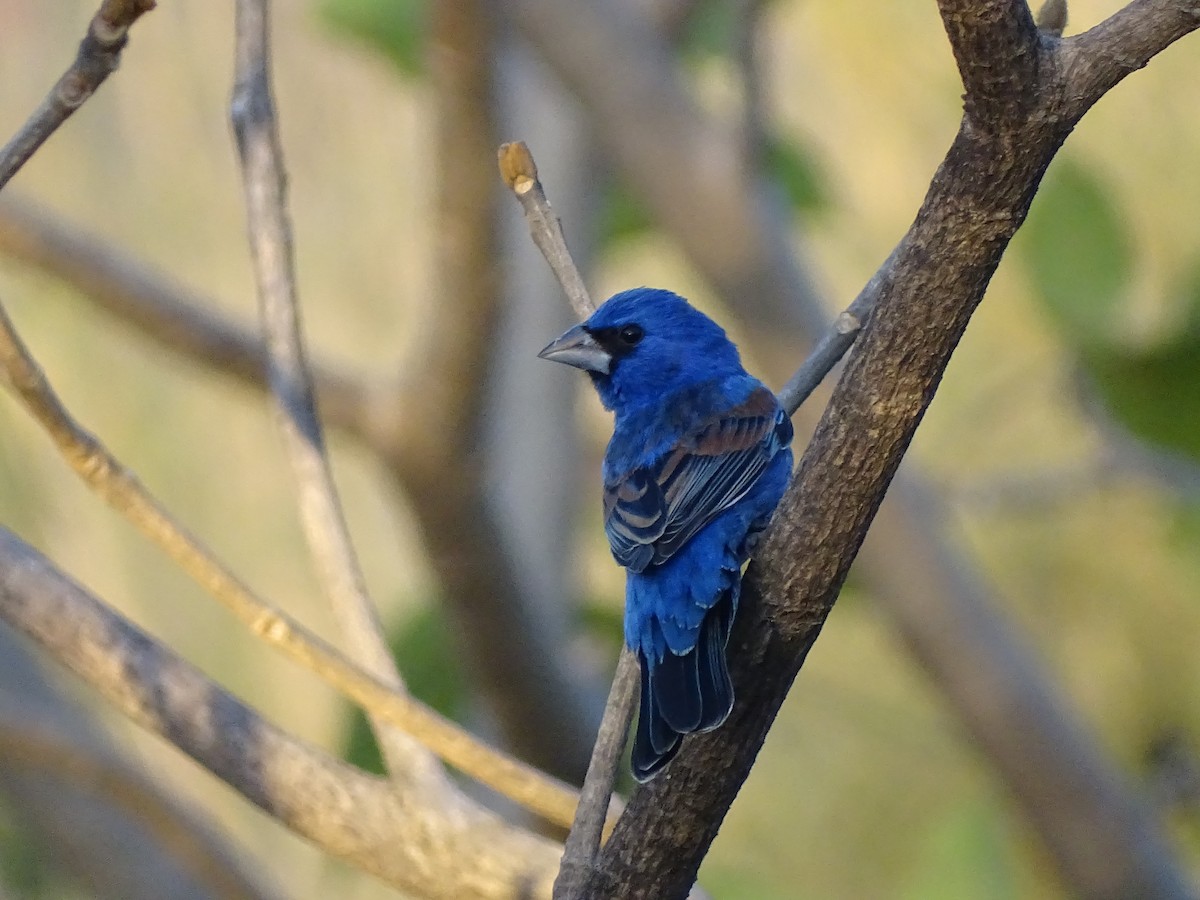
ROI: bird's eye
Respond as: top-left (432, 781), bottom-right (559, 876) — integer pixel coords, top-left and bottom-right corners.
top-left (618, 324), bottom-right (644, 346)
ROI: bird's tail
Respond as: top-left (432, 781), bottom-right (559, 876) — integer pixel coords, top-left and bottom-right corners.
top-left (631, 590), bottom-right (735, 782)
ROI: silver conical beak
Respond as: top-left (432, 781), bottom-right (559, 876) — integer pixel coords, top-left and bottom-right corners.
top-left (537, 323), bottom-right (611, 374)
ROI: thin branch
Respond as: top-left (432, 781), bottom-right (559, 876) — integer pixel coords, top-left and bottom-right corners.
top-left (0, 300), bottom-right (581, 829)
top-left (498, 142), bottom-right (596, 318)
top-left (229, 0), bottom-right (419, 781)
top-left (554, 648), bottom-right (637, 899)
top-left (0, 528), bottom-right (563, 899)
top-left (0, 702), bottom-right (280, 900)
top-left (776, 248), bottom-right (896, 416)
top-left (497, 140), bottom-right (634, 886)
top-left (1060, 0), bottom-right (1200, 117)
top-left (0, 0), bottom-right (156, 191)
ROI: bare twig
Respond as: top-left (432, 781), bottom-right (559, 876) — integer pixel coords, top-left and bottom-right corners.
top-left (0, 300), bottom-right (581, 829)
top-left (1060, 0), bottom-right (1200, 116)
top-left (498, 139), bottom-right (631, 884)
top-left (498, 141), bottom-right (596, 318)
top-left (229, 0), bottom-right (422, 781)
top-left (553, 648), bottom-right (637, 899)
top-left (0, 528), bottom-right (563, 899)
top-left (0, 0), bottom-right (156, 191)
top-left (776, 248), bottom-right (897, 415)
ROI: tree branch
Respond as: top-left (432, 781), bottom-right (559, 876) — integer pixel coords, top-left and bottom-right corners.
top-left (1060, 0), bottom-right (1200, 117)
top-left (936, 0), bottom-right (1042, 126)
top-left (581, 10), bottom-right (1200, 896)
top-left (230, 0), bottom-right (423, 782)
top-left (0, 627), bottom-right (278, 900)
top-left (775, 249), bottom-right (894, 415)
top-left (0, 0), bottom-right (156, 191)
top-left (0, 299), bottom-right (580, 830)
top-left (0, 528), bottom-right (563, 899)
top-left (0, 196), bottom-right (377, 444)
top-left (498, 141), bottom-right (596, 319)
top-left (0, 700), bottom-right (280, 900)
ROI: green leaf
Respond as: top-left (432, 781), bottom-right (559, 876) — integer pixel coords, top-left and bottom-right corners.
top-left (1021, 157), bottom-right (1133, 348)
top-left (316, 0), bottom-right (426, 77)
top-left (764, 134), bottom-right (830, 216)
top-left (1084, 339), bottom-right (1200, 464)
top-left (1081, 256), bottom-right (1200, 465)
top-left (901, 801), bottom-right (1016, 900)
top-left (342, 603), bottom-right (467, 774)
top-left (596, 180), bottom-right (655, 247)
top-left (580, 596), bottom-right (624, 657)
top-left (679, 0), bottom-right (740, 60)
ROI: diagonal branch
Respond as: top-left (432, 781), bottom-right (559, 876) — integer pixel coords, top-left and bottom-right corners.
top-left (0, 528), bottom-right (563, 899)
top-left (1060, 0), bottom-right (1200, 117)
top-left (581, 9), bottom-right (1200, 897)
top-left (0, 299), bottom-right (580, 829)
top-left (0, 0), bottom-right (156, 191)
top-left (0, 197), bottom-right (379, 443)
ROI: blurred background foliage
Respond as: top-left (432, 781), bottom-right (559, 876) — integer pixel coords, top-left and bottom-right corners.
top-left (0, 1), bottom-right (1198, 898)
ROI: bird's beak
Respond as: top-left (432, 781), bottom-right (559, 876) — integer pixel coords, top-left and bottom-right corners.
top-left (537, 323), bottom-right (611, 375)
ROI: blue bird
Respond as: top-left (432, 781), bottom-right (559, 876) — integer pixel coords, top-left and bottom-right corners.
top-left (539, 287), bottom-right (793, 781)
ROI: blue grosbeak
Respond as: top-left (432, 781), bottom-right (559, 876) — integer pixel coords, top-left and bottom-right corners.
top-left (540, 287), bottom-right (793, 781)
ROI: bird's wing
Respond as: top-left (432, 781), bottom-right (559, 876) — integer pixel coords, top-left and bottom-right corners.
top-left (603, 385), bottom-right (791, 573)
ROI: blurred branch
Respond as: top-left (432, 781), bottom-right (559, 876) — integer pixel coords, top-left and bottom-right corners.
top-left (379, 0), bottom-right (602, 784)
top-left (859, 478), bottom-right (1193, 900)
top-left (0, 0), bottom-right (156, 191)
top-left (0, 299), bottom-right (580, 829)
top-left (0, 628), bottom-right (278, 900)
top-left (0, 528), bottom-right (563, 899)
top-left (0, 196), bottom-right (377, 443)
top-left (1037, 0), bottom-right (1070, 36)
top-left (0, 0), bottom-right (605, 789)
top-left (0, 699), bottom-right (279, 900)
top-left (581, 5), bottom-right (1200, 898)
top-left (553, 648), bottom-right (636, 900)
top-left (230, 0), bottom-right (423, 782)
top-left (0, 189), bottom-right (602, 787)
top-left (505, 0), bottom-right (824, 335)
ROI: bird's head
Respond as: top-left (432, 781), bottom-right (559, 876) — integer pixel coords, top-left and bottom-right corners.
top-left (538, 287), bottom-right (743, 412)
